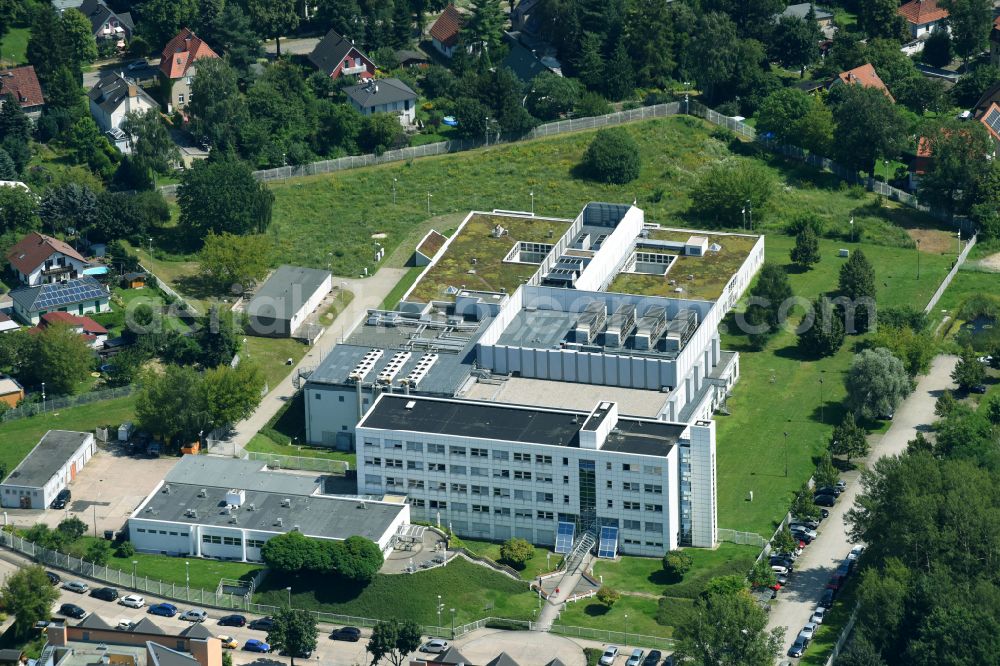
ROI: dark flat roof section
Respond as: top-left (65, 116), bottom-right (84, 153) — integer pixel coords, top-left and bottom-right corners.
top-left (2, 430), bottom-right (90, 489)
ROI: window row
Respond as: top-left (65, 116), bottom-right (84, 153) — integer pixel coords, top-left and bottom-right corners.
top-left (362, 441), bottom-right (552, 464)
top-left (201, 535), bottom-right (242, 546)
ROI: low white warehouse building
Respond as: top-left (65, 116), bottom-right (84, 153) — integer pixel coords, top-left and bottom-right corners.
top-left (0, 430), bottom-right (95, 509)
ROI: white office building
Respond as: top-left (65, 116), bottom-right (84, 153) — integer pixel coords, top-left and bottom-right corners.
top-left (356, 394), bottom-right (717, 555)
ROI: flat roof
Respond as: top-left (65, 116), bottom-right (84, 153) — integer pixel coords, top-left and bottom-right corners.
top-left (460, 377), bottom-right (669, 418)
top-left (164, 456), bottom-right (322, 497)
top-left (610, 230), bottom-right (759, 301)
top-left (137, 481), bottom-right (405, 542)
top-left (247, 265), bottom-right (330, 321)
top-left (359, 395), bottom-right (683, 456)
top-left (406, 213), bottom-right (571, 304)
top-left (2, 430), bottom-right (90, 489)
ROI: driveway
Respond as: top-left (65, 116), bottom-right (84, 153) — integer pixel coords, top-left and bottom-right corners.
top-left (83, 59), bottom-right (160, 90)
top-left (264, 37), bottom-right (321, 56)
top-left (766, 355), bottom-right (958, 659)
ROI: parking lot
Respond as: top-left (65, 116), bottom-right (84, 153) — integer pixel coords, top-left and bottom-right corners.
top-left (4, 446), bottom-right (178, 535)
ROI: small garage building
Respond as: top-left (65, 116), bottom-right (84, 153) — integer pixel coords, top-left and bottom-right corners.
top-left (245, 265), bottom-right (332, 338)
top-left (0, 430), bottom-right (95, 509)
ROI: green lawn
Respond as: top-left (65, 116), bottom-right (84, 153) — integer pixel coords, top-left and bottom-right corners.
top-left (92, 287), bottom-right (192, 338)
top-left (67, 537), bottom-right (262, 590)
top-left (255, 558), bottom-right (537, 624)
top-left (245, 433), bottom-right (356, 465)
top-left (0, 396), bottom-right (136, 479)
top-left (246, 391), bottom-right (357, 464)
top-left (716, 236), bottom-right (954, 534)
top-left (0, 27), bottom-right (29, 67)
top-left (457, 537), bottom-right (558, 581)
top-left (929, 266), bottom-right (1000, 336)
top-left (591, 544), bottom-right (757, 598)
top-left (558, 594), bottom-right (667, 638)
top-left (380, 265), bottom-right (424, 310)
top-left (242, 336), bottom-right (309, 390)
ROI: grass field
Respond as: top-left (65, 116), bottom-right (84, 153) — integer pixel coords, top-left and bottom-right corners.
top-left (245, 433), bottom-right (356, 465)
top-left (457, 537), bottom-right (557, 581)
top-left (380, 266), bottom-right (423, 309)
top-left (715, 235), bottom-right (954, 534)
top-left (255, 558), bottom-right (537, 624)
top-left (66, 537), bottom-right (262, 590)
top-left (591, 544), bottom-right (757, 599)
top-left (929, 266), bottom-right (1000, 336)
top-left (558, 594), bottom-right (666, 638)
top-left (0, 397), bottom-right (136, 479)
top-left (0, 27), bottom-right (29, 67)
top-left (242, 336), bottom-right (309, 390)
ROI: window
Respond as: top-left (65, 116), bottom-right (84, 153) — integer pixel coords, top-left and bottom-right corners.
top-left (644, 465), bottom-right (663, 475)
top-left (451, 483), bottom-right (467, 494)
top-left (387, 477), bottom-right (404, 488)
top-left (536, 454), bottom-right (552, 464)
top-left (429, 500), bottom-right (447, 509)
top-left (407, 461), bottom-right (423, 470)
top-left (623, 482), bottom-right (639, 491)
top-left (338, 395), bottom-right (344, 402)
top-left (606, 462), bottom-right (612, 470)
top-left (607, 499), bottom-right (613, 508)
top-left (493, 488), bottom-right (511, 498)
top-left (645, 504), bottom-right (663, 513)
top-left (384, 439), bottom-right (402, 449)
top-left (645, 523), bottom-right (663, 533)
top-left (536, 492), bottom-right (553, 502)
top-left (452, 503), bottom-right (468, 512)
top-left (364, 439), bottom-right (378, 448)
top-left (606, 480), bottom-right (613, 489)
top-left (471, 485), bottom-right (488, 496)
top-left (622, 463), bottom-right (633, 472)
top-left (514, 471), bottom-right (531, 480)
top-left (408, 479), bottom-right (424, 489)
top-left (563, 495), bottom-right (570, 504)
top-left (494, 507), bottom-right (511, 516)
top-left (450, 446), bottom-right (466, 456)
top-left (406, 441), bottom-right (423, 452)
top-left (365, 457), bottom-right (381, 466)
top-left (563, 457), bottom-right (569, 465)
top-left (623, 519), bottom-right (641, 530)
top-left (248, 539), bottom-right (266, 548)
top-left (428, 463), bottom-right (446, 472)
top-left (451, 465), bottom-right (467, 475)
top-left (624, 538), bottom-right (641, 546)
top-left (411, 498), bottom-right (425, 508)
top-left (493, 469), bottom-right (510, 479)
top-left (178, 93), bottom-right (185, 104)
top-left (159, 530), bottom-right (167, 535)
top-left (472, 504), bottom-right (489, 513)
top-left (493, 450), bottom-right (509, 461)
top-left (515, 509), bottom-right (532, 519)
top-left (427, 443), bottom-right (445, 454)
top-left (223, 536), bottom-right (242, 546)
top-left (623, 501), bottom-right (640, 510)
top-left (169, 532), bottom-right (178, 536)
top-left (644, 484), bottom-right (663, 494)
top-left (645, 541), bottom-right (663, 548)
top-left (537, 473), bottom-right (553, 483)
top-left (471, 448), bottom-right (488, 458)
top-left (201, 535), bottom-right (222, 544)
top-left (513, 452), bottom-right (530, 462)
top-left (137, 528), bottom-right (146, 533)
top-left (537, 511), bottom-right (554, 520)
top-left (385, 459), bottom-right (403, 468)
top-left (471, 467), bottom-right (488, 477)
top-left (513, 489), bottom-right (528, 500)
top-left (365, 474), bottom-right (381, 485)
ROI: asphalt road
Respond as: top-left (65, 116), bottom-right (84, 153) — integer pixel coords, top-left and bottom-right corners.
top-left (766, 355), bottom-right (959, 661)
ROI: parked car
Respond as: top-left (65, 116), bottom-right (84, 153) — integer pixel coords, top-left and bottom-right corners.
top-left (790, 526), bottom-right (817, 540)
top-left (794, 518), bottom-right (820, 530)
top-left (626, 648), bottom-right (645, 666)
top-left (788, 635), bottom-right (808, 658)
top-left (119, 595), bottom-right (145, 608)
top-left (835, 480), bottom-right (847, 491)
top-left (244, 639), bottom-right (270, 653)
top-left (63, 581), bottom-right (88, 594)
top-left (848, 545), bottom-right (865, 561)
top-left (180, 609), bottom-right (208, 623)
top-left (814, 494), bottom-right (836, 507)
top-left (770, 555), bottom-right (794, 570)
top-left (420, 639), bottom-right (449, 654)
top-left (820, 508), bottom-right (830, 519)
top-left (827, 574), bottom-right (846, 594)
top-left (599, 646), bottom-right (620, 666)
top-left (217, 614), bottom-right (247, 627)
top-left (810, 607), bottom-right (827, 625)
top-left (248, 616), bottom-right (274, 631)
top-left (91, 587), bottom-right (119, 601)
top-left (800, 622), bottom-right (817, 641)
top-left (641, 650), bottom-right (662, 666)
top-left (819, 589), bottom-right (834, 609)
top-left (793, 531), bottom-right (814, 544)
top-left (971, 384), bottom-right (988, 394)
top-left (148, 603), bottom-right (178, 617)
top-left (126, 60), bottom-right (147, 72)
top-left (280, 648), bottom-right (314, 659)
top-left (59, 603), bottom-right (86, 619)
top-left (771, 564), bottom-right (789, 576)
top-left (815, 486), bottom-right (841, 497)
top-left (218, 635), bottom-right (238, 649)
top-left (46, 571), bottom-right (61, 586)
top-left (50, 488), bottom-right (71, 509)
top-left (330, 626), bottom-right (362, 642)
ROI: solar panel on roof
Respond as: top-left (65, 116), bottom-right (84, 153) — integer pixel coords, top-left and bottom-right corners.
top-left (555, 521), bottom-right (575, 554)
top-left (597, 526), bottom-right (618, 558)
top-left (986, 108), bottom-right (1000, 134)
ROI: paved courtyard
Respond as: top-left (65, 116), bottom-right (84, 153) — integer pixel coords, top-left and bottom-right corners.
top-left (382, 525), bottom-right (450, 573)
top-left (457, 630), bottom-right (587, 666)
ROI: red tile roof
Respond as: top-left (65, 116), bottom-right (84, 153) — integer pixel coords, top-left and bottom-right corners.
top-left (0, 66), bottom-right (44, 109)
top-left (897, 0), bottom-right (949, 25)
top-left (158, 28), bottom-right (219, 80)
top-left (912, 136), bottom-right (932, 175)
top-left (6, 233), bottom-right (87, 276)
top-left (39, 312), bottom-right (108, 335)
top-left (430, 5), bottom-right (464, 48)
top-left (836, 63), bottom-right (895, 103)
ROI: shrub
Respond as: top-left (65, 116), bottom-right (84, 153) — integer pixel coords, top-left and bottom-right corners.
top-left (498, 537), bottom-right (534, 568)
top-left (689, 159), bottom-right (777, 227)
top-left (662, 549), bottom-right (694, 580)
top-left (580, 128), bottom-right (641, 184)
top-left (596, 586), bottom-right (621, 607)
top-left (115, 541), bottom-right (136, 558)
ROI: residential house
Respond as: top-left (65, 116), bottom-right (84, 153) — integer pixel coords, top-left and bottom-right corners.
top-left (511, 0), bottom-right (542, 34)
top-left (430, 4), bottom-right (464, 58)
top-left (502, 32), bottom-right (562, 83)
top-left (87, 73), bottom-right (157, 152)
top-left (308, 29), bottom-right (376, 80)
top-left (395, 49), bottom-right (430, 68)
top-left (33, 312), bottom-right (109, 349)
top-left (908, 135), bottom-right (932, 191)
top-left (77, 0), bottom-right (133, 45)
top-left (0, 377), bottom-right (24, 408)
top-left (979, 101), bottom-right (1000, 144)
top-left (897, 0), bottom-right (949, 39)
top-left (50, 0), bottom-right (84, 11)
top-left (6, 232), bottom-right (89, 287)
top-left (9, 277), bottom-right (110, 325)
top-left (0, 66), bottom-right (45, 121)
top-left (831, 63), bottom-right (895, 102)
top-left (778, 3), bottom-right (834, 28)
top-left (991, 16), bottom-right (999, 67)
top-left (158, 28), bottom-right (219, 113)
top-left (343, 78), bottom-right (417, 125)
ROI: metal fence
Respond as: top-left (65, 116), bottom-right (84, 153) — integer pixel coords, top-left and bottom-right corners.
top-left (242, 451), bottom-right (351, 474)
top-left (716, 528), bottom-right (767, 548)
top-left (158, 103), bottom-right (681, 196)
top-left (826, 603), bottom-right (860, 666)
top-left (140, 265), bottom-right (200, 316)
top-left (549, 624), bottom-right (675, 650)
top-left (0, 385), bottom-right (136, 423)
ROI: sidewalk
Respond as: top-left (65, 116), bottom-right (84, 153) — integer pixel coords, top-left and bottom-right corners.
top-left (536, 553), bottom-right (597, 631)
top-left (211, 266), bottom-right (407, 455)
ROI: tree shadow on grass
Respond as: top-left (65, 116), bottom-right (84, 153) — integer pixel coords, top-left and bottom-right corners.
top-left (649, 569), bottom-right (680, 587)
top-left (174, 273), bottom-right (225, 301)
top-left (772, 343), bottom-right (814, 362)
top-left (261, 571), bottom-right (366, 605)
top-left (583, 603), bottom-right (610, 617)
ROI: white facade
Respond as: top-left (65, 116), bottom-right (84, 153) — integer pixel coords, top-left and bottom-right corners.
top-left (89, 82), bottom-right (156, 135)
top-left (17, 251), bottom-right (89, 287)
top-left (348, 96), bottom-right (416, 125)
top-left (289, 273), bottom-right (332, 336)
top-left (0, 431), bottom-right (95, 509)
top-left (356, 395), bottom-right (718, 555)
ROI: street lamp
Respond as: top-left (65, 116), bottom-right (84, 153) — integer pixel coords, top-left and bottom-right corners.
top-left (132, 560), bottom-right (138, 588)
top-left (148, 237), bottom-right (153, 260)
top-left (426, 192), bottom-right (432, 216)
top-left (185, 561), bottom-right (190, 597)
top-left (450, 608), bottom-right (456, 638)
top-left (850, 217), bottom-right (855, 243)
top-left (484, 116), bottom-right (489, 147)
top-left (286, 586), bottom-right (292, 607)
top-left (530, 191), bottom-right (534, 216)
top-left (745, 199), bottom-right (753, 231)
top-left (436, 594), bottom-right (444, 628)
top-left (392, 177), bottom-right (397, 204)
top-left (741, 205), bottom-right (746, 230)
top-left (783, 432), bottom-right (789, 478)
top-left (956, 230), bottom-right (962, 258)
top-left (819, 375), bottom-right (825, 424)
top-left (40, 382), bottom-right (45, 412)
top-left (624, 614), bottom-right (629, 646)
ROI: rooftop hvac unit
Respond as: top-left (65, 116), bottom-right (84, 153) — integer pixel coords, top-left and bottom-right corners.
top-left (377, 351), bottom-right (412, 385)
top-left (281, 498), bottom-right (292, 508)
top-left (348, 349), bottom-right (384, 382)
top-left (197, 488), bottom-right (207, 498)
top-left (229, 516), bottom-right (238, 524)
top-left (274, 517), bottom-right (283, 527)
top-left (572, 301), bottom-right (607, 344)
top-left (162, 484), bottom-right (171, 494)
top-left (604, 303), bottom-right (636, 346)
top-left (246, 503), bottom-right (256, 511)
top-left (399, 353), bottom-right (439, 388)
top-left (185, 509), bottom-right (198, 519)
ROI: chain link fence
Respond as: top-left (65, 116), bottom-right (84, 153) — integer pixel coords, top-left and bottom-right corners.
top-left (716, 528), bottom-right (767, 548)
top-left (0, 385), bottom-right (136, 423)
top-left (549, 624), bottom-right (675, 649)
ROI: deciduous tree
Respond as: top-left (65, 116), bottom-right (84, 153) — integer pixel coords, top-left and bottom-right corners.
top-left (918, 118), bottom-right (995, 218)
top-left (858, 0), bottom-right (906, 40)
top-left (673, 586), bottom-right (783, 666)
top-left (0, 565), bottom-right (59, 633)
top-left (367, 619), bottom-right (422, 666)
top-left (830, 412), bottom-right (870, 463)
top-left (136, 0), bottom-right (198, 51)
top-left (581, 128), bottom-right (640, 184)
top-left (121, 109), bottom-right (181, 178)
top-left (0, 185), bottom-right (39, 236)
top-left (770, 15), bottom-right (820, 69)
top-left (178, 157), bottom-right (274, 241)
top-left (198, 232), bottom-right (271, 292)
top-left (756, 88), bottom-right (812, 144)
top-left (267, 608), bottom-right (317, 666)
top-left (951, 345), bottom-right (986, 390)
top-left (202, 361), bottom-right (265, 427)
top-left (829, 83), bottom-right (908, 176)
top-left (527, 73), bottom-right (580, 120)
top-left (498, 537), bottom-right (534, 567)
top-left (845, 348), bottom-right (912, 420)
top-left (941, 0), bottom-right (992, 63)
top-left (27, 323), bottom-right (93, 395)
top-left (790, 226), bottom-right (820, 269)
top-left (331, 535), bottom-right (383, 583)
top-left (247, 0), bottom-right (299, 56)
top-left (690, 159), bottom-right (777, 228)
top-left (85, 539), bottom-right (112, 565)
top-left (596, 586), bottom-right (621, 607)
